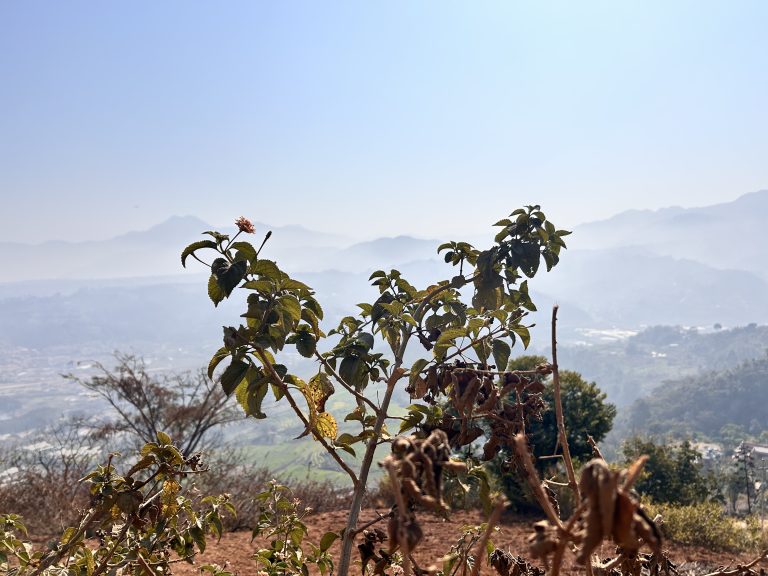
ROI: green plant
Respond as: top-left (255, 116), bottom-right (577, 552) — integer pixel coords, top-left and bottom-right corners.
top-left (251, 481), bottom-right (336, 576)
top-left (489, 355), bottom-right (615, 512)
top-left (621, 437), bottom-right (712, 506)
top-left (0, 432), bottom-right (234, 576)
top-left (644, 501), bottom-right (765, 552)
top-left (182, 206), bottom-right (572, 574)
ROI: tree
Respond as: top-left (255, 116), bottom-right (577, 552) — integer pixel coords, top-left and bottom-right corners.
top-left (64, 353), bottom-right (240, 457)
top-left (506, 356), bottom-right (615, 466)
top-left (491, 355), bottom-right (615, 510)
top-left (621, 436), bottom-right (711, 506)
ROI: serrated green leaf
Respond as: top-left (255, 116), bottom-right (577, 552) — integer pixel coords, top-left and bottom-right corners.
top-left (295, 330), bottom-right (316, 358)
top-left (211, 258), bottom-right (247, 297)
top-left (235, 370), bottom-right (269, 419)
top-left (231, 241), bottom-right (257, 262)
top-left (181, 240), bottom-right (217, 268)
top-left (243, 279), bottom-right (274, 293)
top-left (208, 347), bottom-right (230, 379)
top-left (339, 356), bottom-right (365, 388)
top-left (220, 359), bottom-right (249, 396)
top-left (304, 297), bottom-right (324, 320)
top-left (435, 327), bottom-right (467, 348)
top-left (282, 278), bottom-right (312, 291)
top-left (251, 259), bottom-right (282, 279)
top-left (208, 274), bottom-right (226, 307)
top-left (277, 294), bottom-right (302, 323)
top-left (368, 270), bottom-right (387, 280)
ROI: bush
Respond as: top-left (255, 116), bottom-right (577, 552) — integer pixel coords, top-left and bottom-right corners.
top-left (646, 501), bottom-right (765, 552)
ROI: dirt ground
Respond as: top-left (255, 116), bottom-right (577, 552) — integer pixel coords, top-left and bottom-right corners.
top-left (171, 509), bottom-right (760, 576)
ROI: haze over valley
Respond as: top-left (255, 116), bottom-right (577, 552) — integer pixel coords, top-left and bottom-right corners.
top-left (2, 191), bottom-right (768, 459)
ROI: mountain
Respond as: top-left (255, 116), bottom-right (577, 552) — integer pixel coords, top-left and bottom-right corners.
top-left (531, 246), bottom-right (768, 328)
top-left (0, 216), bottom-right (352, 282)
top-left (622, 352), bottom-right (768, 440)
top-left (573, 189), bottom-right (768, 280)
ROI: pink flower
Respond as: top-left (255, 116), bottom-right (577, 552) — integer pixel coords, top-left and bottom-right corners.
top-left (235, 216), bottom-right (255, 234)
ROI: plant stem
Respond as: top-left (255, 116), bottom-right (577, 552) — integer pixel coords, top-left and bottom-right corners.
top-left (336, 366), bottom-right (406, 576)
top-left (255, 347), bottom-right (359, 486)
top-left (551, 305), bottom-right (579, 505)
top-left (470, 498), bottom-right (504, 576)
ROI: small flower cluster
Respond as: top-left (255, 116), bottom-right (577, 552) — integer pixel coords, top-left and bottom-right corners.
top-left (235, 216), bottom-right (255, 234)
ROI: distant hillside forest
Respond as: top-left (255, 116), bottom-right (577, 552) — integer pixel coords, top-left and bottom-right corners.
top-left (620, 353), bottom-right (768, 444)
top-left (556, 323), bottom-right (768, 407)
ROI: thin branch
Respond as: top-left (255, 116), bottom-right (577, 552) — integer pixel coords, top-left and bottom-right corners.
top-left (353, 510), bottom-right (394, 535)
top-left (315, 351), bottom-right (378, 412)
top-left (512, 434), bottom-right (563, 529)
top-left (92, 521), bottom-right (131, 576)
top-left (587, 435), bottom-right (605, 460)
top-left (384, 457), bottom-right (411, 576)
top-left (551, 305), bottom-right (579, 504)
top-left (551, 500), bottom-right (589, 576)
top-left (701, 550), bottom-right (767, 576)
top-left (470, 498), bottom-right (504, 576)
top-left (254, 347), bottom-right (359, 487)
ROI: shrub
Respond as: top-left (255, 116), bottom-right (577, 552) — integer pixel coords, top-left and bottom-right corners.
top-left (646, 501), bottom-right (765, 552)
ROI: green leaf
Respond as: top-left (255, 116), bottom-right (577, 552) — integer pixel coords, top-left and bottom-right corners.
top-left (409, 358), bottom-right (430, 386)
top-left (277, 294), bottom-right (302, 323)
top-left (156, 431), bottom-right (172, 445)
top-left (319, 531), bottom-right (339, 552)
top-left (243, 279), bottom-right (274, 293)
top-left (207, 347), bottom-right (230, 379)
top-left (181, 240), bottom-right (217, 268)
top-left (235, 369), bottom-right (269, 419)
top-left (211, 258), bottom-right (247, 297)
top-left (368, 270), bottom-right (387, 280)
top-left (492, 339), bottom-right (511, 371)
top-left (251, 259), bottom-right (282, 279)
top-left (511, 325), bottom-right (531, 348)
top-left (220, 359), bottom-right (249, 396)
top-left (190, 524), bottom-right (207, 553)
top-left (295, 331), bottom-right (316, 358)
top-left (339, 356), bottom-right (365, 388)
top-left (304, 297), bottom-right (324, 320)
top-left (208, 274), bottom-right (226, 307)
top-left (282, 278), bottom-right (312, 291)
top-left (435, 327), bottom-right (467, 348)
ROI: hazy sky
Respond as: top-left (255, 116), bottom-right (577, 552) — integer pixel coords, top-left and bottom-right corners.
top-left (1, 1), bottom-right (767, 243)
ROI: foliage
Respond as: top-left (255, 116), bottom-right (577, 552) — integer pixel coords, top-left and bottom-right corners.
top-left (644, 501), bottom-right (765, 552)
top-left (64, 353), bottom-right (240, 457)
top-left (506, 356), bottom-right (616, 467)
top-left (0, 419), bottom-right (102, 535)
top-left (487, 356), bottom-right (615, 512)
top-left (621, 437), bottom-right (711, 506)
top-left (0, 433), bottom-right (233, 576)
top-left (622, 353), bottom-right (768, 441)
top-left (182, 207), bottom-right (572, 574)
top-left (557, 324), bottom-right (768, 409)
top-left (250, 481), bottom-right (336, 576)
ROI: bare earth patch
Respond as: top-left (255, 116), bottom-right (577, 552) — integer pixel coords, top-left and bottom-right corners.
top-left (170, 509), bottom-right (758, 575)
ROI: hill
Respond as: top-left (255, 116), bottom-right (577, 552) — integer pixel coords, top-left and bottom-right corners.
top-left (622, 353), bottom-right (768, 442)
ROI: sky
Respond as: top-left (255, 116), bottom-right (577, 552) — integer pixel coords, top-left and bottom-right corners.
top-left (1, 1), bottom-right (767, 243)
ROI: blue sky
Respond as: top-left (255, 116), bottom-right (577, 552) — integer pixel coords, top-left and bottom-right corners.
top-left (1, 1), bottom-right (767, 242)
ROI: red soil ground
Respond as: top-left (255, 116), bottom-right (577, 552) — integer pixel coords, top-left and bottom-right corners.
top-left (171, 509), bottom-right (761, 576)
